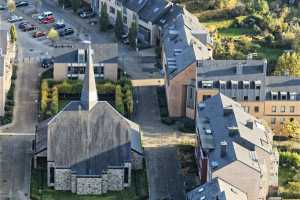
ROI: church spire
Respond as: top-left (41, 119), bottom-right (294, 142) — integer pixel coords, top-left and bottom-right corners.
top-left (80, 43), bottom-right (98, 110)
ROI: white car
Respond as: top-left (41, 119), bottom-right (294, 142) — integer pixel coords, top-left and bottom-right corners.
top-left (37, 11), bottom-right (53, 20)
top-left (8, 15), bottom-right (23, 23)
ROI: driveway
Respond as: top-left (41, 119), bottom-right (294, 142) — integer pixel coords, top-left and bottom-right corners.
top-left (133, 87), bottom-right (186, 200)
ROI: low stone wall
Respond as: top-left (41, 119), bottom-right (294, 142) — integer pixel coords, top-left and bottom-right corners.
top-left (77, 176), bottom-right (102, 195)
top-left (54, 168), bottom-right (72, 191)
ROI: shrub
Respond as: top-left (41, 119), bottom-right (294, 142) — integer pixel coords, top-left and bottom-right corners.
top-left (115, 85), bottom-right (125, 115)
top-left (40, 80), bottom-right (49, 113)
top-left (280, 151), bottom-right (300, 168)
top-left (124, 88), bottom-right (133, 118)
top-left (161, 117), bottom-right (175, 125)
top-left (50, 87), bottom-right (59, 115)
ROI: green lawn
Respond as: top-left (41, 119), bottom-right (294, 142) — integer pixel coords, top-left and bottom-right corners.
top-left (257, 46), bottom-right (284, 62)
top-left (58, 99), bottom-right (70, 111)
top-left (218, 27), bottom-right (255, 38)
top-left (31, 168), bottom-right (148, 200)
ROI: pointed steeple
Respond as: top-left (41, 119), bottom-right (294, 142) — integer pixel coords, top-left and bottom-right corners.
top-left (80, 43), bottom-right (98, 110)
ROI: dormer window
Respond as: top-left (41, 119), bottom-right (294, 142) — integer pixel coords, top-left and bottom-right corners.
top-left (202, 80), bottom-right (213, 88)
top-left (219, 80), bottom-right (226, 89)
top-left (271, 91), bottom-right (278, 100)
top-left (255, 80), bottom-right (261, 89)
top-left (280, 92), bottom-right (287, 100)
top-left (231, 80), bottom-right (238, 89)
top-left (78, 49), bottom-right (86, 63)
top-left (290, 92), bottom-right (297, 100)
top-left (243, 80), bottom-right (250, 89)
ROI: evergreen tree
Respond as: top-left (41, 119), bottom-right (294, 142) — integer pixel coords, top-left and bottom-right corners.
top-left (128, 21), bottom-right (138, 48)
top-left (115, 85), bottom-right (125, 115)
top-left (100, 2), bottom-right (109, 32)
top-left (7, 0), bottom-right (15, 14)
top-left (114, 10), bottom-right (123, 40)
top-left (9, 24), bottom-right (17, 43)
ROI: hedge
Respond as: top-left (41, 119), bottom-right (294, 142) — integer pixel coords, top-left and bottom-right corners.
top-left (115, 85), bottom-right (125, 115)
top-left (50, 87), bottom-right (59, 115)
top-left (40, 80), bottom-right (49, 114)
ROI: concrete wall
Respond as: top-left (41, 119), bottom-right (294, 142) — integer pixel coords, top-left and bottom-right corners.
top-left (165, 62), bottom-right (197, 118)
top-left (53, 63), bottom-right (118, 82)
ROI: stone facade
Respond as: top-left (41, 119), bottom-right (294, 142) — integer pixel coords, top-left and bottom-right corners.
top-left (54, 168), bottom-right (72, 191)
top-left (47, 162), bottom-right (132, 195)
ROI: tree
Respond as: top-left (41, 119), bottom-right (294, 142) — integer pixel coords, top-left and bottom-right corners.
top-left (7, 0), bottom-right (16, 14)
top-left (50, 87), bottom-right (59, 115)
top-left (40, 80), bottom-right (49, 114)
top-left (114, 10), bottom-right (123, 40)
top-left (124, 87), bottom-right (133, 118)
top-left (292, 28), bottom-right (300, 52)
top-left (115, 85), bottom-right (125, 115)
top-left (9, 24), bottom-right (17, 43)
top-left (100, 2), bottom-right (109, 31)
top-left (274, 52), bottom-right (300, 76)
top-left (71, 0), bottom-right (80, 12)
top-left (47, 28), bottom-right (59, 46)
top-left (255, 0), bottom-right (269, 15)
top-left (128, 21), bottom-right (138, 48)
top-left (283, 119), bottom-right (300, 138)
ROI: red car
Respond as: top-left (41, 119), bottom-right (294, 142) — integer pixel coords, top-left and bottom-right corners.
top-left (40, 16), bottom-right (55, 24)
top-left (32, 31), bottom-right (46, 38)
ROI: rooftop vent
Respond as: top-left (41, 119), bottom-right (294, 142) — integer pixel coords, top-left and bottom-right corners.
top-left (200, 196), bottom-right (206, 200)
top-left (153, 7), bottom-right (159, 13)
top-left (220, 141), bottom-right (228, 158)
top-left (198, 187), bottom-right (204, 193)
top-left (211, 161), bottom-right (219, 169)
top-left (236, 63), bottom-right (243, 75)
top-left (246, 119), bottom-right (254, 129)
top-left (159, 19), bottom-right (166, 24)
top-left (205, 129), bottom-right (212, 135)
top-left (198, 103), bottom-right (206, 111)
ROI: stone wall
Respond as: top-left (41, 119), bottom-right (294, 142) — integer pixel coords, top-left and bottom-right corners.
top-left (54, 168), bottom-right (72, 191)
top-left (107, 167), bottom-right (125, 191)
top-left (76, 176), bottom-right (102, 195)
top-left (131, 151), bottom-right (143, 170)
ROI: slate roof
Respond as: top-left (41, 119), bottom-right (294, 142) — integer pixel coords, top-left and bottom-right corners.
top-left (197, 93), bottom-right (273, 172)
top-left (138, 0), bottom-right (170, 23)
top-left (123, 0), bottom-right (148, 13)
top-left (54, 43), bottom-right (118, 64)
top-left (43, 101), bottom-right (139, 175)
top-left (162, 12), bottom-right (211, 79)
top-left (187, 178), bottom-right (248, 200)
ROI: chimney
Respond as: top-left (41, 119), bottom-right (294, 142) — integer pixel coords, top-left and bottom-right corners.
top-left (220, 141), bottom-right (227, 158)
top-left (236, 63), bottom-right (243, 75)
top-left (246, 119), bottom-right (254, 129)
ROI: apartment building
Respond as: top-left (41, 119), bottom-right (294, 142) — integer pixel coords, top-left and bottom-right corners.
top-left (0, 30), bottom-right (16, 116)
top-left (190, 93), bottom-right (278, 200)
top-left (195, 60), bottom-right (300, 134)
top-left (53, 43), bottom-right (118, 81)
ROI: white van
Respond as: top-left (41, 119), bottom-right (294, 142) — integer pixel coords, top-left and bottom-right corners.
top-left (38, 11), bottom-right (53, 20)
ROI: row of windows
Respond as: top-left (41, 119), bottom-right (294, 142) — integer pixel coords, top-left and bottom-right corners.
top-left (199, 80), bottom-right (261, 90)
top-left (271, 117), bottom-right (294, 125)
top-left (67, 66), bottom-right (104, 74)
top-left (242, 106), bottom-right (260, 113)
top-left (271, 106), bottom-right (295, 113)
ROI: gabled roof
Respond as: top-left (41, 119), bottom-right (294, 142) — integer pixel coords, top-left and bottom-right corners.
top-left (138, 0), bottom-right (171, 23)
top-left (187, 178), bottom-right (248, 200)
top-left (123, 0), bottom-right (148, 12)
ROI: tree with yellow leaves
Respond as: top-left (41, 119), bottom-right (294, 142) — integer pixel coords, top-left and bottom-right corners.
top-left (47, 28), bottom-right (59, 46)
top-left (283, 119), bottom-right (300, 138)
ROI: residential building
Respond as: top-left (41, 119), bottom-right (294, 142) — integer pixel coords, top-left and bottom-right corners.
top-left (196, 60), bottom-right (300, 134)
top-left (53, 43), bottom-right (118, 82)
top-left (0, 30), bottom-right (16, 116)
top-left (34, 45), bottom-right (143, 195)
top-left (187, 177), bottom-right (248, 200)
top-left (191, 93), bottom-right (278, 200)
top-left (161, 10), bottom-right (212, 118)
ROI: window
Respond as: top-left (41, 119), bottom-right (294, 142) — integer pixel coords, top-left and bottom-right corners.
top-left (123, 8), bottom-right (127, 15)
top-left (280, 117), bottom-right (285, 125)
top-left (290, 106), bottom-right (295, 113)
top-left (109, 6), bottom-right (115, 14)
top-left (271, 117), bottom-right (276, 124)
top-left (254, 106), bottom-right (259, 112)
top-left (244, 96), bottom-right (248, 101)
top-left (203, 95), bottom-right (211, 101)
top-left (290, 92), bottom-right (296, 100)
top-left (280, 106), bottom-right (285, 113)
top-left (186, 86), bottom-right (195, 108)
top-left (124, 167), bottom-right (129, 184)
top-left (272, 106), bottom-right (276, 112)
top-left (123, 16), bottom-right (127, 24)
top-left (50, 167), bottom-right (55, 184)
top-left (256, 96), bottom-right (260, 101)
top-left (290, 118), bottom-right (294, 122)
top-left (244, 106), bottom-right (250, 113)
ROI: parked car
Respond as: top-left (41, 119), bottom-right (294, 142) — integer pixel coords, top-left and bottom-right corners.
top-left (40, 16), bottom-right (55, 24)
top-left (80, 12), bottom-right (96, 19)
top-left (32, 31), bottom-right (46, 38)
top-left (23, 24), bottom-right (38, 32)
top-left (37, 11), bottom-right (53, 21)
top-left (53, 22), bottom-right (65, 30)
top-left (0, 4), bottom-right (7, 10)
top-left (41, 58), bottom-right (53, 68)
top-left (16, 1), bottom-right (28, 7)
top-left (59, 28), bottom-right (74, 36)
top-left (8, 15), bottom-right (23, 23)
top-left (18, 21), bottom-right (29, 29)
top-left (88, 18), bottom-right (97, 25)
top-left (77, 7), bottom-right (92, 15)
